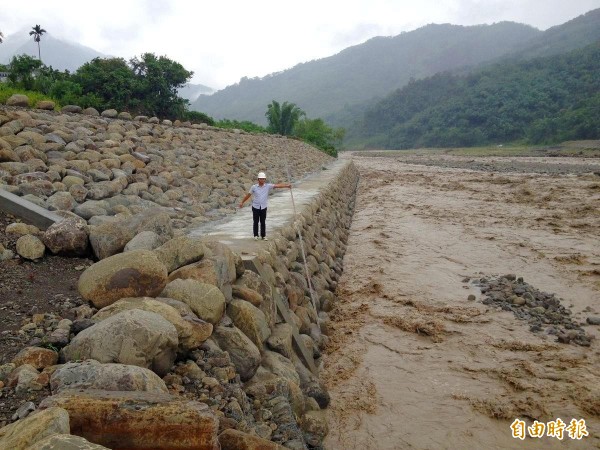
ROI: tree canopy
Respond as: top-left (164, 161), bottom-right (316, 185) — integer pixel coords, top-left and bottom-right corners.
top-left (265, 100), bottom-right (305, 135)
top-left (4, 52), bottom-right (194, 119)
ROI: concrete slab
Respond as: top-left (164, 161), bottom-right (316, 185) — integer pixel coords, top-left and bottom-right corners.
top-left (0, 188), bottom-right (63, 230)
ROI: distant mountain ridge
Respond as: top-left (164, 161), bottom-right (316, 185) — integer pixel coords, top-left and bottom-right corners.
top-left (0, 30), bottom-right (106, 72)
top-left (505, 8), bottom-right (600, 61)
top-left (178, 83), bottom-right (215, 102)
top-left (191, 8), bottom-right (600, 128)
top-left (191, 22), bottom-right (541, 124)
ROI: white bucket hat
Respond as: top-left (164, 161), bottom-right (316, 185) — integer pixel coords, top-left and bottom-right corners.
top-left (257, 172), bottom-right (266, 179)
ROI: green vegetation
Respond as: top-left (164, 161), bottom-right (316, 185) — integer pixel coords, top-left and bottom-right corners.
top-left (349, 42), bottom-right (600, 149)
top-left (265, 100), bottom-right (305, 135)
top-left (294, 118), bottom-right (344, 157)
top-left (264, 100), bottom-right (343, 156)
top-left (1, 53), bottom-right (339, 156)
top-left (0, 82), bottom-right (57, 107)
top-left (183, 110), bottom-right (215, 125)
top-left (6, 54), bottom-right (43, 89)
top-left (2, 52), bottom-right (194, 119)
top-left (215, 119), bottom-right (267, 133)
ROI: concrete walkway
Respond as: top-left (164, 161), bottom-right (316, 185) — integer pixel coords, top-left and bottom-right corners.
top-left (188, 156), bottom-right (350, 255)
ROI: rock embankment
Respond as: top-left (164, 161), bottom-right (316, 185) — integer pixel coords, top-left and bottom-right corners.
top-left (0, 100), bottom-right (359, 450)
top-left (0, 103), bottom-right (332, 260)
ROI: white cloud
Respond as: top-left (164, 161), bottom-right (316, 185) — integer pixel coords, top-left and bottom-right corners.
top-left (0, 0), bottom-right (598, 89)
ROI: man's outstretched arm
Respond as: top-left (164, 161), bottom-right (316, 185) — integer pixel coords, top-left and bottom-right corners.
top-left (273, 183), bottom-right (291, 189)
top-left (239, 193), bottom-right (251, 208)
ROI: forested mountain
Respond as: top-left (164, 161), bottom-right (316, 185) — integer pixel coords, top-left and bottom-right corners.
top-left (191, 22), bottom-right (541, 124)
top-left (348, 42), bottom-right (600, 149)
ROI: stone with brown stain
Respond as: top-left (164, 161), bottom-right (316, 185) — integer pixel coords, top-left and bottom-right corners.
top-left (39, 390), bottom-right (218, 450)
top-left (78, 250), bottom-right (168, 309)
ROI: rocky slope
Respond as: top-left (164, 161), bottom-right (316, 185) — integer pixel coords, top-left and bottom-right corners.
top-left (0, 99), bottom-right (347, 450)
top-left (0, 101), bottom-right (331, 246)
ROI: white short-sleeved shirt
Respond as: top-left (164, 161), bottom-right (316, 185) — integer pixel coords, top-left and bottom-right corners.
top-left (250, 183), bottom-right (274, 209)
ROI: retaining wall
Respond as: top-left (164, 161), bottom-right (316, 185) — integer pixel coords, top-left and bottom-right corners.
top-left (0, 159), bottom-right (359, 450)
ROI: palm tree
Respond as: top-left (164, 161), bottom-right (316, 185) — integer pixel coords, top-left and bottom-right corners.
top-left (265, 100), bottom-right (305, 135)
top-left (29, 25), bottom-right (46, 61)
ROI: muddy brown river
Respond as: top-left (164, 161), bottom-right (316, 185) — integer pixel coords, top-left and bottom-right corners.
top-left (323, 153), bottom-right (600, 449)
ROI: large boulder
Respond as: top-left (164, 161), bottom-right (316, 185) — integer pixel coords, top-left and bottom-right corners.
top-left (0, 138), bottom-right (20, 162)
top-left (78, 250), bottom-right (168, 309)
top-left (39, 391), bottom-right (218, 450)
top-left (93, 297), bottom-right (213, 351)
top-left (35, 100), bottom-right (56, 111)
top-left (86, 179), bottom-right (126, 200)
top-left (161, 279), bottom-right (225, 325)
top-left (227, 299), bottom-right (271, 348)
top-left (236, 270), bottom-right (276, 329)
top-left (266, 324), bottom-right (294, 359)
top-left (42, 218), bottom-right (89, 256)
top-left (124, 231), bottom-right (162, 252)
top-left (5, 222), bottom-right (40, 237)
top-left (6, 94), bottom-right (29, 107)
top-left (300, 410), bottom-right (329, 447)
top-left (212, 326), bottom-right (261, 381)
top-left (218, 429), bottom-right (284, 450)
top-left (61, 309), bottom-right (178, 377)
top-left (12, 347), bottom-right (58, 370)
top-left (261, 351), bottom-right (300, 386)
top-left (28, 434), bottom-right (110, 449)
top-left (46, 191), bottom-right (77, 211)
top-left (0, 407), bottom-right (69, 450)
top-left (89, 210), bottom-right (172, 260)
top-left (153, 236), bottom-right (206, 273)
top-left (232, 285), bottom-right (263, 306)
top-left (50, 360), bottom-right (168, 393)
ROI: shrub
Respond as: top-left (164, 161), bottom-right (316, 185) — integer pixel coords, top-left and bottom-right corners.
top-left (0, 83), bottom-right (59, 108)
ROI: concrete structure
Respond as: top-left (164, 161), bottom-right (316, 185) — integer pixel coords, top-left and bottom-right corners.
top-left (190, 156), bottom-right (356, 376)
top-left (189, 157), bottom-right (348, 251)
top-left (0, 188), bottom-right (63, 229)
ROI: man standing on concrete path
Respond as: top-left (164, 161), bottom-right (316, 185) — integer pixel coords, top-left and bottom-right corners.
top-left (239, 172), bottom-right (291, 240)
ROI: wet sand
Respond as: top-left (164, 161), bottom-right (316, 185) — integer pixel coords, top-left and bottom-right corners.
top-left (324, 154), bottom-right (600, 449)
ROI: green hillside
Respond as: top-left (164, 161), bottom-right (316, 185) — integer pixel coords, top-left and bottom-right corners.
top-left (192, 22), bottom-right (540, 124)
top-left (348, 42), bottom-right (600, 149)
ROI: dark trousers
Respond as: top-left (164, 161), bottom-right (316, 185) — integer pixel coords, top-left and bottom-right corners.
top-left (252, 207), bottom-right (267, 237)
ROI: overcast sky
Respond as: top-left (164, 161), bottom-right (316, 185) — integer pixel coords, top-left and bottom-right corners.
top-left (1, 0), bottom-right (599, 89)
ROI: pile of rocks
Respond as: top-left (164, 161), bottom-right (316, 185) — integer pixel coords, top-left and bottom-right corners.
top-left (0, 101), bottom-right (332, 253)
top-left (473, 274), bottom-right (593, 346)
top-left (0, 150), bottom-right (359, 449)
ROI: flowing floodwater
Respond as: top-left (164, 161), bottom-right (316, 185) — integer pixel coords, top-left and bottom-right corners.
top-left (323, 154), bottom-right (600, 449)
